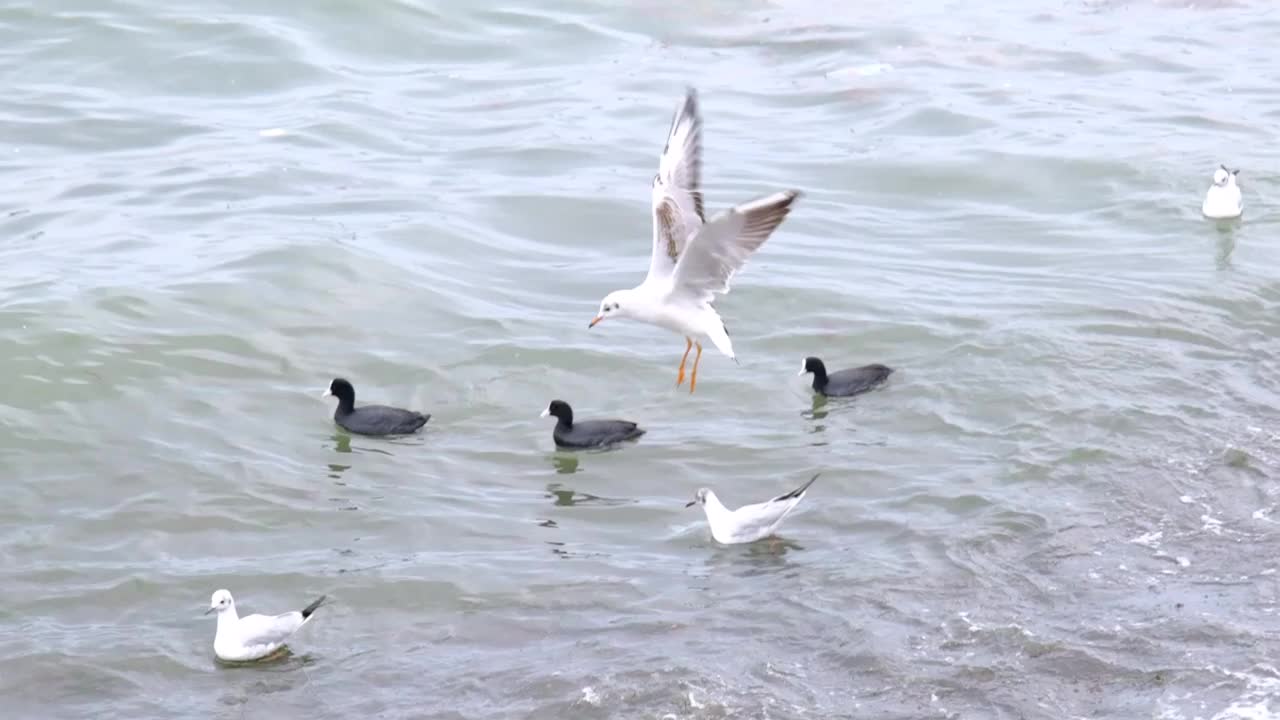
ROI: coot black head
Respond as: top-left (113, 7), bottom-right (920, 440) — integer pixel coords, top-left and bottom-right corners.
top-left (324, 378), bottom-right (356, 412)
top-left (799, 357), bottom-right (826, 377)
top-left (541, 399), bottom-right (573, 426)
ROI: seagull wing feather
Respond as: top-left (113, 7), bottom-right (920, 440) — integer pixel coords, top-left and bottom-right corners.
top-left (721, 474), bottom-right (819, 541)
top-left (669, 190), bottom-right (801, 303)
top-left (645, 88), bottom-right (705, 286)
top-left (235, 611), bottom-right (304, 647)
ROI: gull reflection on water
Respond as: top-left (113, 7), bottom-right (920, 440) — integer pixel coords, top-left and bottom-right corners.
top-left (1213, 221), bottom-right (1237, 271)
top-left (698, 536), bottom-right (806, 577)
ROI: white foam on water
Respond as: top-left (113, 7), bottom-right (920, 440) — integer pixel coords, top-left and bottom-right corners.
top-left (1202, 514), bottom-right (1225, 535)
top-left (1159, 664), bottom-right (1280, 720)
top-left (1211, 665), bottom-right (1280, 720)
top-left (1131, 530), bottom-right (1164, 549)
top-left (686, 685), bottom-right (706, 710)
top-left (826, 63), bottom-right (894, 80)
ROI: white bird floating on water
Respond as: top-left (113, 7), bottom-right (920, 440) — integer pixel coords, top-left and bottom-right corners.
top-left (588, 87), bottom-right (803, 393)
top-left (206, 589), bottom-right (326, 662)
top-left (1202, 164), bottom-right (1242, 219)
top-left (686, 473), bottom-right (820, 545)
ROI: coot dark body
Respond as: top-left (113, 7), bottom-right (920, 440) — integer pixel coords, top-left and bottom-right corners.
top-left (325, 378), bottom-right (429, 436)
top-left (542, 400), bottom-right (644, 449)
top-left (800, 357), bottom-right (892, 397)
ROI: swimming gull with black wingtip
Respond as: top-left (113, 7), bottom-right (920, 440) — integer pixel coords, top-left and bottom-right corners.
top-left (1202, 164), bottom-right (1242, 219)
top-left (206, 589), bottom-right (327, 662)
top-left (686, 473), bottom-right (820, 545)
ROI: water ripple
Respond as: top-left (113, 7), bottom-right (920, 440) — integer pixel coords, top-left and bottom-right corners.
top-left (2, 0), bottom-right (1280, 717)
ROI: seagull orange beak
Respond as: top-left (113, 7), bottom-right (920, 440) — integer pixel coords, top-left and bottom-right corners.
top-left (588, 315), bottom-right (603, 328)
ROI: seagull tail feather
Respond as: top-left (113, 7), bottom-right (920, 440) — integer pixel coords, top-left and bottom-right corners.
top-left (301, 595), bottom-right (328, 620)
top-left (775, 472), bottom-right (820, 502)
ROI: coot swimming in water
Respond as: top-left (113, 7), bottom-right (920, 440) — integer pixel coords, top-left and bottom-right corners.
top-left (799, 357), bottom-right (892, 398)
top-left (324, 378), bottom-right (429, 436)
top-left (541, 399), bottom-right (645, 449)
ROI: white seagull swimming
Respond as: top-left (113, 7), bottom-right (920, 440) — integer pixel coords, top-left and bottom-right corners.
top-left (206, 589), bottom-right (327, 662)
top-left (1202, 164), bottom-right (1242, 219)
top-left (588, 88), bottom-right (802, 393)
top-left (686, 473), bottom-right (820, 545)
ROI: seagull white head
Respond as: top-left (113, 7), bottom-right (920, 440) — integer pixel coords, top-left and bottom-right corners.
top-left (1213, 165), bottom-right (1239, 187)
top-left (589, 289), bottom-right (641, 328)
top-left (206, 589), bottom-right (234, 615)
top-left (685, 487), bottom-right (712, 508)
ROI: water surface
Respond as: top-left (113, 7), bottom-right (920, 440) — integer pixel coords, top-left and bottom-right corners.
top-left (2, 1), bottom-right (1280, 717)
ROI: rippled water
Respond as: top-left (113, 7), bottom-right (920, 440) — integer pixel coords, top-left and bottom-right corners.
top-left (3, 0), bottom-right (1280, 717)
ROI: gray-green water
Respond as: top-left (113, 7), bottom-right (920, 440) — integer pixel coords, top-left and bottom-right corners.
top-left (3, 1), bottom-right (1280, 717)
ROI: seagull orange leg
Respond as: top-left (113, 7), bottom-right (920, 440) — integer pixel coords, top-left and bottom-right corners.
top-left (676, 337), bottom-right (693, 387)
top-left (688, 342), bottom-right (703, 394)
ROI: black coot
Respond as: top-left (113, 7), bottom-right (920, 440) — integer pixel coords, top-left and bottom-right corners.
top-left (541, 399), bottom-right (645, 449)
top-left (324, 378), bottom-right (429, 436)
top-left (799, 357), bottom-right (892, 397)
